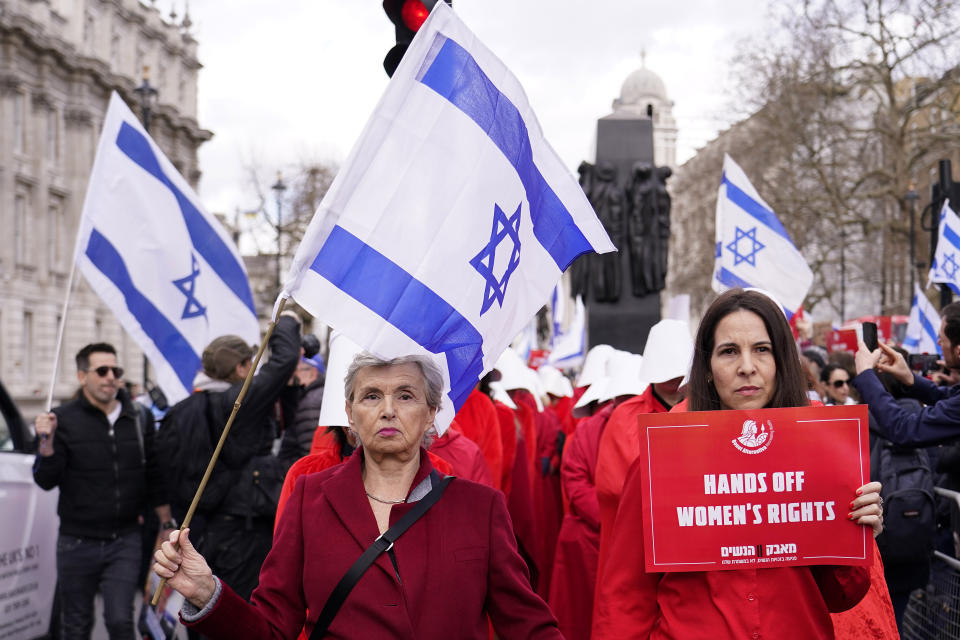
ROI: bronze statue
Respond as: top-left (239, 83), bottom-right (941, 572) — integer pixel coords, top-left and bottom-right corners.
top-left (589, 162), bottom-right (625, 302)
top-left (570, 161), bottom-right (595, 299)
top-left (626, 162), bottom-right (671, 297)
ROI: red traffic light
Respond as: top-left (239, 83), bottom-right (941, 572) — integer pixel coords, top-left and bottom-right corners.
top-left (401, 0), bottom-right (430, 31)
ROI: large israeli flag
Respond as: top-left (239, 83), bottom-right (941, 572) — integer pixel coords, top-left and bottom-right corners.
top-left (280, 3), bottom-right (614, 434)
top-left (928, 200), bottom-right (960, 295)
top-left (76, 93), bottom-right (260, 404)
top-left (903, 284), bottom-right (941, 355)
top-left (712, 154), bottom-right (813, 319)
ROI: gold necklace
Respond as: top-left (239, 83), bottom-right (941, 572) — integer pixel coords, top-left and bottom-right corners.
top-left (365, 491), bottom-right (405, 505)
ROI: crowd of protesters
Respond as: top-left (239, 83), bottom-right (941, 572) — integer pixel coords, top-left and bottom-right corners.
top-left (35, 290), bottom-right (960, 639)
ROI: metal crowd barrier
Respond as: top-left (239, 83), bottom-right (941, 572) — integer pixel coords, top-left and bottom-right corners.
top-left (901, 488), bottom-right (960, 640)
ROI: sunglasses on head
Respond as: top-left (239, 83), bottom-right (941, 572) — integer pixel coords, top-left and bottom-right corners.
top-left (831, 379), bottom-right (849, 388)
top-left (85, 365), bottom-right (124, 379)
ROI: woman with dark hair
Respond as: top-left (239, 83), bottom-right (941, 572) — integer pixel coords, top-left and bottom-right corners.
top-left (592, 289), bottom-right (882, 639)
top-left (821, 364), bottom-right (857, 406)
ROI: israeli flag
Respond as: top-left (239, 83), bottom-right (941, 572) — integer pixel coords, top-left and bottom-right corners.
top-left (280, 3), bottom-right (614, 434)
top-left (712, 154), bottom-right (813, 319)
top-left (903, 283), bottom-right (941, 355)
top-left (76, 93), bottom-right (260, 404)
top-left (928, 200), bottom-right (960, 295)
top-left (548, 293), bottom-right (586, 369)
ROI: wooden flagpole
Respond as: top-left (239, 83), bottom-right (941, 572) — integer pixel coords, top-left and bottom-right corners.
top-left (151, 297), bottom-right (288, 605)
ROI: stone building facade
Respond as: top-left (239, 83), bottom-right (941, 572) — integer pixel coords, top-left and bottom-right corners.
top-left (0, 0), bottom-right (210, 419)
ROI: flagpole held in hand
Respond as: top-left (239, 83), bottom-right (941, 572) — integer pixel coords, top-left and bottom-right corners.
top-left (151, 298), bottom-right (288, 606)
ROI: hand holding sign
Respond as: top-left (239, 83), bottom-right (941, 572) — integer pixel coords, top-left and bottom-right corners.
top-left (851, 480), bottom-right (883, 538)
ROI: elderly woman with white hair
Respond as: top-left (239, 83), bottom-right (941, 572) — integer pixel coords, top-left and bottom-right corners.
top-left (154, 353), bottom-right (561, 639)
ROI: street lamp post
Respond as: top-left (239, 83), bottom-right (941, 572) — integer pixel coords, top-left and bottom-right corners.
top-left (906, 184), bottom-right (920, 296)
top-left (134, 67), bottom-right (158, 133)
top-left (271, 173), bottom-right (287, 292)
top-left (134, 66), bottom-right (158, 390)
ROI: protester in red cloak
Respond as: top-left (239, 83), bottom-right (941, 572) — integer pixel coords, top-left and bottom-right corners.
top-left (592, 289), bottom-right (881, 639)
top-left (593, 321), bottom-right (693, 583)
top-left (492, 395), bottom-right (518, 496)
top-left (430, 421), bottom-right (494, 487)
top-left (453, 388), bottom-right (503, 490)
top-left (548, 401), bottom-right (616, 640)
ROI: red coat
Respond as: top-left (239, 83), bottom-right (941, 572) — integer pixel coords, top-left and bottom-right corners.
top-left (594, 387), bottom-right (668, 580)
top-left (430, 426), bottom-right (494, 487)
top-left (189, 450), bottom-right (560, 639)
top-left (548, 402), bottom-right (615, 640)
top-left (454, 389), bottom-right (504, 490)
top-left (276, 443), bottom-right (453, 530)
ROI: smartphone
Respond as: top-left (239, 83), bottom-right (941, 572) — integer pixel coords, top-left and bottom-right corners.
top-left (907, 353), bottom-right (941, 375)
top-left (862, 321), bottom-right (879, 351)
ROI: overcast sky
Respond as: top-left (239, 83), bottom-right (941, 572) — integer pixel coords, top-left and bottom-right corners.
top-left (185, 0), bottom-right (772, 222)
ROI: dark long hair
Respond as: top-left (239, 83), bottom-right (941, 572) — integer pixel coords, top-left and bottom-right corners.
top-left (688, 289), bottom-right (808, 411)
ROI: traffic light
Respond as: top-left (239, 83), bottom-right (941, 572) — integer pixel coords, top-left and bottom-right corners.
top-left (382, 0), bottom-right (452, 77)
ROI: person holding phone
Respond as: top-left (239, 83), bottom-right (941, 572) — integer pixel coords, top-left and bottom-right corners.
top-left (853, 301), bottom-right (960, 446)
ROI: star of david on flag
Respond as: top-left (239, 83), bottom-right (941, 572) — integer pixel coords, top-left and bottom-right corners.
top-left (726, 226), bottom-right (765, 267)
top-left (75, 93), bottom-right (260, 404)
top-left (903, 283), bottom-right (942, 355)
top-left (712, 154), bottom-right (813, 319)
top-left (278, 3), bottom-right (614, 434)
top-left (928, 200), bottom-right (960, 295)
top-left (470, 203), bottom-right (522, 315)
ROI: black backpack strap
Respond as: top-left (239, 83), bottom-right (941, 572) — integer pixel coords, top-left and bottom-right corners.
top-left (310, 471), bottom-right (454, 639)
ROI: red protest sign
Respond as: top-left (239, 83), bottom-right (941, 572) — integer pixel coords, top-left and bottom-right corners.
top-left (637, 405), bottom-right (871, 572)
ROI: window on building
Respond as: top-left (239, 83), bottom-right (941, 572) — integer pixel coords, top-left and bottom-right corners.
top-left (13, 93), bottom-right (25, 153)
top-left (111, 29), bottom-right (121, 69)
top-left (48, 197), bottom-right (64, 273)
top-left (95, 316), bottom-right (103, 341)
top-left (22, 311), bottom-right (33, 381)
top-left (46, 109), bottom-right (59, 163)
top-left (14, 192), bottom-right (28, 266)
top-left (84, 12), bottom-right (95, 51)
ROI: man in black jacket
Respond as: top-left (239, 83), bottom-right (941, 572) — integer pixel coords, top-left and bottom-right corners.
top-left (34, 342), bottom-right (172, 639)
top-left (166, 311), bottom-right (300, 601)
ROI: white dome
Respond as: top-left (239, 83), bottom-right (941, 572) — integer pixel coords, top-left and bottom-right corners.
top-left (619, 66), bottom-right (668, 105)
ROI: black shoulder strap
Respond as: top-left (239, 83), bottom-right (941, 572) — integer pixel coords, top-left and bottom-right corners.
top-left (310, 471), bottom-right (454, 639)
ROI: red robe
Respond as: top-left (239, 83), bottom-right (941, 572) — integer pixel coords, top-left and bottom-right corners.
top-left (594, 387), bottom-right (669, 583)
top-left (493, 400), bottom-right (518, 496)
top-left (830, 542), bottom-right (900, 639)
top-left (548, 395), bottom-right (577, 436)
top-left (454, 389), bottom-right (504, 491)
top-left (430, 426), bottom-right (494, 487)
top-left (190, 450), bottom-right (561, 639)
top-left (548, 402), bottom-right (615, 640)
top-left (512, 390), bottom-right (564, 599)
top-left (592, 457), bottom-right (870, 639)
top-left (505, 416), bottom-right (540, 590)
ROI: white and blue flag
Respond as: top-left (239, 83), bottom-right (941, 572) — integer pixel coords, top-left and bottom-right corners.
top-left (928, 200), bottom-right (960, 295)
top-left (903, 283), bottom-right (941, 355)
top-left (280, 3), bottom-right (614, 434)
top-left (548, 291), bottom-right (586, 369)
top-left (712, 154), bottom-right (813, 319)
top-left (76, 93), bottom-right (260, 404)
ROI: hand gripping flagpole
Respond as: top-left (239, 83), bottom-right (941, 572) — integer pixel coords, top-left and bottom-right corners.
top-left (151, 297), bottom-right (288, 606)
